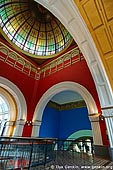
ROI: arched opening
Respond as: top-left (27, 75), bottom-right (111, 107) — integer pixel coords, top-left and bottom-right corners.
top-left (39, 91), bottom-right (91, 139)
top-left (0, 76), bottom-right (27, 136)
top-left (39, 91), bottom-right (94, 154)
top-left (32, 81), bottom-right (102, 146)
top-left (33, 81), bottom-right (98, 122)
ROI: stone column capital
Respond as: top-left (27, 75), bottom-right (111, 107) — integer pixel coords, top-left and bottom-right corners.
top-left (15, 119), bottom-right (26, 125)
top-left (31, 120), bottom-right (42, 137)
top-left (88, 113), bottom-right (100, 122)
top-left (32, 120), bottom-right (42, 126)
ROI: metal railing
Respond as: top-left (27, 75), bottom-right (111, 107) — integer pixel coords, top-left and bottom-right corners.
top-left (0, 137), bottom-right (94, 169)
top-left (0, 137), bottom-right (56, 169)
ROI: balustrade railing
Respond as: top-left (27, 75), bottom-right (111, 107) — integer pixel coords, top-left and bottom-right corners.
top-left (0, 137), bottom-right (56, 169)
top-left (0, 137), bottom-right (94, 169)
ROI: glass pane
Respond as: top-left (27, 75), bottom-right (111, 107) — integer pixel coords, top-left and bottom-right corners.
top-left (0, 96), bottom-right (9, 120)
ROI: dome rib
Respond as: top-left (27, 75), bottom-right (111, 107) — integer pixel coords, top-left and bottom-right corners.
top-left (50, 22), bottom-right (57, 54)
top-left (34, 22), bottom-right (41, 55)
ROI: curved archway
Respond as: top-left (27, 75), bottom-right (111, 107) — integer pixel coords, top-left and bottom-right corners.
top-left (0, 76), bottom-right (27, 120)
top-left (33, 81), bottom-right (98, 122)
top-left (0, 76), bottom-right (27, 136)
top-left (67, 130), bottom-right (93, 140)
top-left (32, 81), bottom-right (99, 138)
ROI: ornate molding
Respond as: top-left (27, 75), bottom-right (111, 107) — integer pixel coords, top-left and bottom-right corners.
top-left (40, 47), bottom-right (84, 78)
top-left (47, 100), bottom-right (86, 110)
top-left (0, 40), bottom-right (84, 80)
top-left (0, 41), bottom-right (40, 80)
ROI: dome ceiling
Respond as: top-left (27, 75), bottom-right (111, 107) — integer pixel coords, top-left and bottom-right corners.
top-left (0, 0), bottom-right (73, 59)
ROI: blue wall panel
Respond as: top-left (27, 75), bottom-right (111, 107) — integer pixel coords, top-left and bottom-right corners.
top-left (59, 107), bottom-right (91, 139)
top-left (39, 106), bottom-right (91, 139)
top-left (39, 107), bottom-right (59, 138)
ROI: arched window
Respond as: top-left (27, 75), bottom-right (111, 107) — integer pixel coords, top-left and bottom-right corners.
top-left (0, 77), bottom-right (27, 137)
top-left (0, 95), bottom-right (10, 135)
top-left (0, 86), bottom-right (17, 137)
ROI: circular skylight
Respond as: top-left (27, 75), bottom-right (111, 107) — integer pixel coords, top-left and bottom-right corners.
top-left (0, 0), bottom-right (72, 58)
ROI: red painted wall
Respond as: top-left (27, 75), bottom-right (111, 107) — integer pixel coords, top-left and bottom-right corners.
top-left (33, 60), bottom-right (109, 145)
top-left (0, 60), bottom-right (39, 136)
top-left (38, 61), bottom-right (101, 111)
top-left (0, 39), bottom-right (109, 145)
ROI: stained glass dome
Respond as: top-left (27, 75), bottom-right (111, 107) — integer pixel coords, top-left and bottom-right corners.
top-left (0, 0), bottom-right (73, 58)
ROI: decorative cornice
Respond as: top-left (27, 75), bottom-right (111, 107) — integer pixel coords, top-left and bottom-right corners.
top-left (0, 41), bottom-right (40, 80)
top-left (40, 47), bottom-right (84, 78)
top-left (0, 40), bottom-right (84, 80)
top-left (47, 100), bottom-right (86, 110)
top-left (47, 101), bottom-right (61, 110)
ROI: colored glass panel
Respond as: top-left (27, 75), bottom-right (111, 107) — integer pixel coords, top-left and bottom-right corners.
top-left (0, 0), bottom-right (72, 57)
